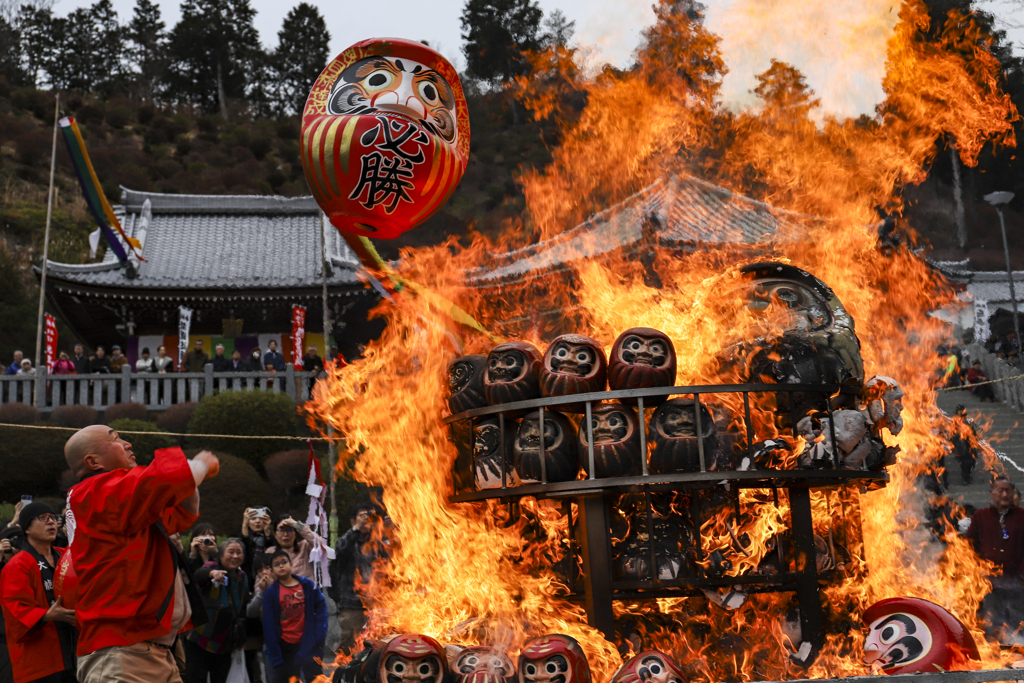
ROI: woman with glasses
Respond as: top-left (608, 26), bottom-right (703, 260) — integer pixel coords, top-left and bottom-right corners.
top-left (264, 514), bottom-right (325, 580)
top-left (185, 538), bottom-right (248, 683)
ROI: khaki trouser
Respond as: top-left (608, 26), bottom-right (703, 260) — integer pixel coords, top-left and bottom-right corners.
top-left (78, 641), bottom-right (182, 683)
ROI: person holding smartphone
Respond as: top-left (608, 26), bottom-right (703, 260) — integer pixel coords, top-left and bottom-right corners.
top-left (240, 508), bottom-right (273, 580)
top-left (187, 524), bottom-right (218, 576)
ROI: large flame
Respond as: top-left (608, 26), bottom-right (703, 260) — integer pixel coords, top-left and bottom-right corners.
top-left (305, 1), bottom-right (1020, 680)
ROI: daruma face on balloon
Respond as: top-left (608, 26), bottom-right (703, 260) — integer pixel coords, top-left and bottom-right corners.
top-left (302, 38), bottom-right (470, 239)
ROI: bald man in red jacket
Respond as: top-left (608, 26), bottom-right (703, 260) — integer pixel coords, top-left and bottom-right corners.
top-left (64, 425), bottom-right (219, 683)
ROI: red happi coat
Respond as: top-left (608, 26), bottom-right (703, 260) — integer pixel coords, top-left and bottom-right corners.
top-left (1, 547), bottom-right (68, 683)
top-left (69, 447), bottom-right (199, 655)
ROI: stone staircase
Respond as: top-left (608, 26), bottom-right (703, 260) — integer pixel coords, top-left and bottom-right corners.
top-left (936, 387), bottom-right (1024, 510)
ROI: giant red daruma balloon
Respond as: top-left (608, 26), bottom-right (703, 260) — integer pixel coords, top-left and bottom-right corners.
top-left (302, 38), bottom-right (470, 239)
top-left (54, 549), bottom-right (77, 609)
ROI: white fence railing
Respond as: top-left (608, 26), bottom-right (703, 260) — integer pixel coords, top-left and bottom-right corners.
top-left (0, 363), bottom-right (318, 412)
top-left (968, 343), bottom-right (1024, 412)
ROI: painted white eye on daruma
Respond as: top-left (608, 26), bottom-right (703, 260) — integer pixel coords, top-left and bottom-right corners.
top-left (864, 613), bottom-right (932, 669)
top-left (364, 69), bottom-right (395, 92)
top-left (384, 655), bottom-right (441, 683)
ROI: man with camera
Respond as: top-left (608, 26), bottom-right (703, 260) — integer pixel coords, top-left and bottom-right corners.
top-left (64, 425), bottom-right (220, 683)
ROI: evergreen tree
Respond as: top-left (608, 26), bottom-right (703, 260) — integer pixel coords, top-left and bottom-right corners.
top-left (751, 59), bottom-right (819, 123)
top-left (0, 15), bottom-right (24, 85)
top-left (460, 0), bottom-right (543, 87)
top-left (273, 2), bottom-right (329, 115)
top-left (62, 6), bottom-right (100, 91)
top-left (165, 0), bottom-right (263, 117)
top-left (540, 9), bottom-right (574, 49)
top-left (635, 0), bottom-right (725, 109)
top-left (127, 0), bottom-right (166, 99)
top-left (89, 0), bottom-right (126, 96)
top-left (16, 4), bottom-right (53, 87)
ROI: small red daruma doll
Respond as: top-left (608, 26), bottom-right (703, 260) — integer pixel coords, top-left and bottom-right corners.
top-left (540, 334), bottom-right (607, 412)
top-left (610, 651), bottom-right (685, 683)
top-left (302, 38), bottom-right (470, 239)
top-left (607, 328), bottom-right (677, 405)
top-left (862, 597), bottom-right (979, 674)
top-left (518, 635), bottom-right (591, 683)
top-left (378, 634), bottom-right (449, 683)
top-left (453, 646), bottom-right (516, 683)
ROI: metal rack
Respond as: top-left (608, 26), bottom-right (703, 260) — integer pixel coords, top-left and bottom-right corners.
top-left (445, 383), bottom-right (889, 653)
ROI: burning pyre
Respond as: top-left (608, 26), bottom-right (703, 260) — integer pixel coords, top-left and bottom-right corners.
top-left (306, 1), bottom-right (1021, 681)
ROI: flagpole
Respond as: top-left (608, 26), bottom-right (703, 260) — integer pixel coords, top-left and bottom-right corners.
top-left (34, 92), bottom-right (60, 371)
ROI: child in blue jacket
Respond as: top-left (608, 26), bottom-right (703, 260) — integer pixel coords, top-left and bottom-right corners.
top-left (262, 550), bottom-right (328, 683)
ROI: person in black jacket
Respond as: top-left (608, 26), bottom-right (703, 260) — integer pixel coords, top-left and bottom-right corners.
top-left (329, 503), bottom-right (389, 654)
top-left (211, 345), bottom-right (232, 372)
top-left (89, 346), bottom-right (112, 374)
top-left (70, 345), bottom-right (89, 374)
top-left (244, 348), bottom-right (264, 372)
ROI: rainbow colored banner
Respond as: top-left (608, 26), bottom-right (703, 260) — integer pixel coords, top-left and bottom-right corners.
top-left (58, 117), bottom-right (142, 264)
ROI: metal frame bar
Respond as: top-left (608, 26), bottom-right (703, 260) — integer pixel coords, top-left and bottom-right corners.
top-left (443, 382), bottom-right (861, 424)
top-left (449, 469), bottom-right (887, 503)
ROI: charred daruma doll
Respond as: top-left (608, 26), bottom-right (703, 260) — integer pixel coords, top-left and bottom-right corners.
top-left (610, 651), bottom-right (685, 683)
top-left (302, 38), bottom-right (470, 239)
top-left (447, 354), bottom-right (488, 414)
top-left (518, 635), bottom-right (592, 683)
top-left (483, 342), bottom-right (543, 407)
top-left (648, 398), bottom-right (719, 473)
top-left (513, 410), bottom-right (577, 484)
top-left (862, 597), bottom-right (979, 674)
top-left (472, 417), bottom-right (516, 490)
top-left (540, 334), bottom-right (607, 412)
top-left (607, 328), bottom-right (677, 404)
top-left (379, 634), bottom-right (449, 683)
top-left (577, 402), bottom-right (641, 478)
top-left (453, 646), bottom-right (516, 683)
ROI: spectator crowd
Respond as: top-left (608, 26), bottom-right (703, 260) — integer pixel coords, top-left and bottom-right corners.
top-left (0, 429), bottom-right (390, 683)
top-left (6, 340), bottom-right (333, 378)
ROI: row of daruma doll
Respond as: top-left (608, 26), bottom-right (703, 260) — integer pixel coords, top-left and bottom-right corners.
top-left (446, 328), bottom-right (725, 488)
top-left (335, 633), bottom-right (682, 683)
top-left (333, 597), bottom-right (981, 683)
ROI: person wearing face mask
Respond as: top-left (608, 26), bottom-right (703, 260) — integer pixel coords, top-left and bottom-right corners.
top-left (244, 349), bottom-right (264, 373)
top-left (185, 539), bottom-right (248, 683)
top-left (1, 503), bottom-right (77, 683)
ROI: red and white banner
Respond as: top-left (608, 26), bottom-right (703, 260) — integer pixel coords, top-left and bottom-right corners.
top-left (44, 313), bottom-right (57, 373)
top-left (291, 305), bottom-right (306, 368)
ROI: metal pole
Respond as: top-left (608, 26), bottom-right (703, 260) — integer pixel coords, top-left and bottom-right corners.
top-left (997, 207), bottom-right (1022, 362)
top-left (34, 92), bottom-right (59, 370)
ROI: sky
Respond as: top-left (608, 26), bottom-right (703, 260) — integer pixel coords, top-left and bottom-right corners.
top-left (52, 0), bottom-right (1024, 119)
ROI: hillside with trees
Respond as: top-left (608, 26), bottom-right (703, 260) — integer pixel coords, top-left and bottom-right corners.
top-left (1, 0), bottom-right (1024, 363)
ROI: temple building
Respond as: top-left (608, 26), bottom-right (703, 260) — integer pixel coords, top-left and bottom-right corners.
top-left (39, 188), bottom-right (381, 365)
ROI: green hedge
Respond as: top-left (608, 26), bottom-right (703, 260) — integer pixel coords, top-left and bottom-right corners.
top-left (191, 451), bottom-right (271, 536)
top-left (187, 391), bottom-right (298, 472)
top-left (107, 419), bottom-right (175, 466)
top-left (0, 425), bottom-right (68, 501)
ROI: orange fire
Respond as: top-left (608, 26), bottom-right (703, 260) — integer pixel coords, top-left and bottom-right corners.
top-left (305, 1), bottom-right (1021, 680)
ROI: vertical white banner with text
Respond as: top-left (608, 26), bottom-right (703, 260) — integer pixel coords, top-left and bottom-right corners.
top-left (178, 306), bottom-right (193, 370)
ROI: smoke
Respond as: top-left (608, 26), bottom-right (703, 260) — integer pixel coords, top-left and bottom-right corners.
top-left (704, 0), bottom-right (900, 119)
